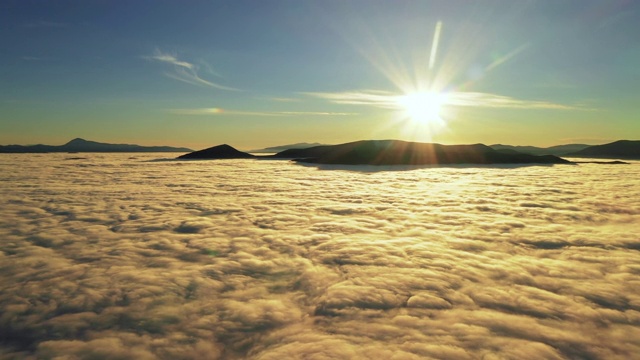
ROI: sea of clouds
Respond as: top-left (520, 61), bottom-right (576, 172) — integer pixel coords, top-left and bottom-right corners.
top-left (0, 153), bottom-right (639, 359)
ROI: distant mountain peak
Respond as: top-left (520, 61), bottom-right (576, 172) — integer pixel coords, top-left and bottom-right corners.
top-left (65, 138), bottom-right (90, 145)
top-left (568, 140), bottom-right (640, 159)
top-left (178, 144), bottom-right (255, 159)
top-left (0, 138), bottom-right (192, 153)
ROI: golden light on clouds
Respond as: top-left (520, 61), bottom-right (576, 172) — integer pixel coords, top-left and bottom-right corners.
top-left (1, 154), bottom-right (638, 358)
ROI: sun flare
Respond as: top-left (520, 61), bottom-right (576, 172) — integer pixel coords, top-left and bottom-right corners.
top-left (396, 92), bottom-right (448, 124)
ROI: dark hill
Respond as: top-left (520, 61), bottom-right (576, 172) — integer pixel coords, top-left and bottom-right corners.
top-left (271, 140), bottom-right (571, 165)
top-left (0, 138), bottom-right (192, 153)
top-left (567, 140), bottom-right (640, 159)
top-left (0, 143), bottom-right (54, 153)
top-left (60, 138), bottom-right (193, 152)
top-left (178, 144), bottom-right (255, 159)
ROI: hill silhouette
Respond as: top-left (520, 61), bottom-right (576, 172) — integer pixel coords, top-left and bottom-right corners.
top-left (0, 138), bottom-right (192, 153)
top-left (272, 140), bottom-right (572, 165)
top-left (567, 140), bottom-right (640, 159)
top-left (178, 144), bottom-right (256, 159)
top-left (179, 140), bottom-right (572, 164)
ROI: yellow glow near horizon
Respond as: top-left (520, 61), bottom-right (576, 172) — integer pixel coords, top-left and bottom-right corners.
top-left (395, 91), bottom-right (448, 125)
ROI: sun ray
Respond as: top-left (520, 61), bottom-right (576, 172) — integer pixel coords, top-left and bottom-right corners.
top-left (428, 21), bottom-right (443, 71)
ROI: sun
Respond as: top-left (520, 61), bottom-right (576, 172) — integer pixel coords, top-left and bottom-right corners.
top-left (395, 91), bottom-right (448, 124)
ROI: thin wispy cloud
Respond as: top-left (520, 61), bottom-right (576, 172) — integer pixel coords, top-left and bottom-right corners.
top-left (271, 97), bottom-right (301, 102)
top-left (304, 90), bottom-right (591, 111)
top-left (447, 92), bottom-right (591, 110)
top-left (168, 108), bottom-right (357, 117)
top-left (148, 52), bottom-right (194, 69)
top-left (144, 50), bottom-right (239, 91)
top-left (302, 90), bottom-right (399, 108)
top-left (278, 111), bottom-right (356, 116)
top-left (169, 108), bottom-right (275, 116)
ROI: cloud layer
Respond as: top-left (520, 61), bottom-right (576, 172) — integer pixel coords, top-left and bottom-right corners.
top-left (0, 154), bottom-right (639, 359)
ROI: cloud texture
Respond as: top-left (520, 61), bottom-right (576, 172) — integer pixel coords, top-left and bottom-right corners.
top-left (0, 154), bottom-right (639, 359)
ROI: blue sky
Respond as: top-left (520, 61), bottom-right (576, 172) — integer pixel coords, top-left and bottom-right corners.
top-left (1, 0), bottom-right (639, 149)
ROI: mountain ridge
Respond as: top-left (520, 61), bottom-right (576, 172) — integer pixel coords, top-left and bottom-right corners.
top-left (179, 139), bottom-right (572, 165)
top-left (490, 143), bottom-right (590, 156)
top-left (273, 140), bottom-right (571, 165)
top-left (566, 140), bottom-right (640, 159)
top-left (0, 138), bottom-right (192, 153)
